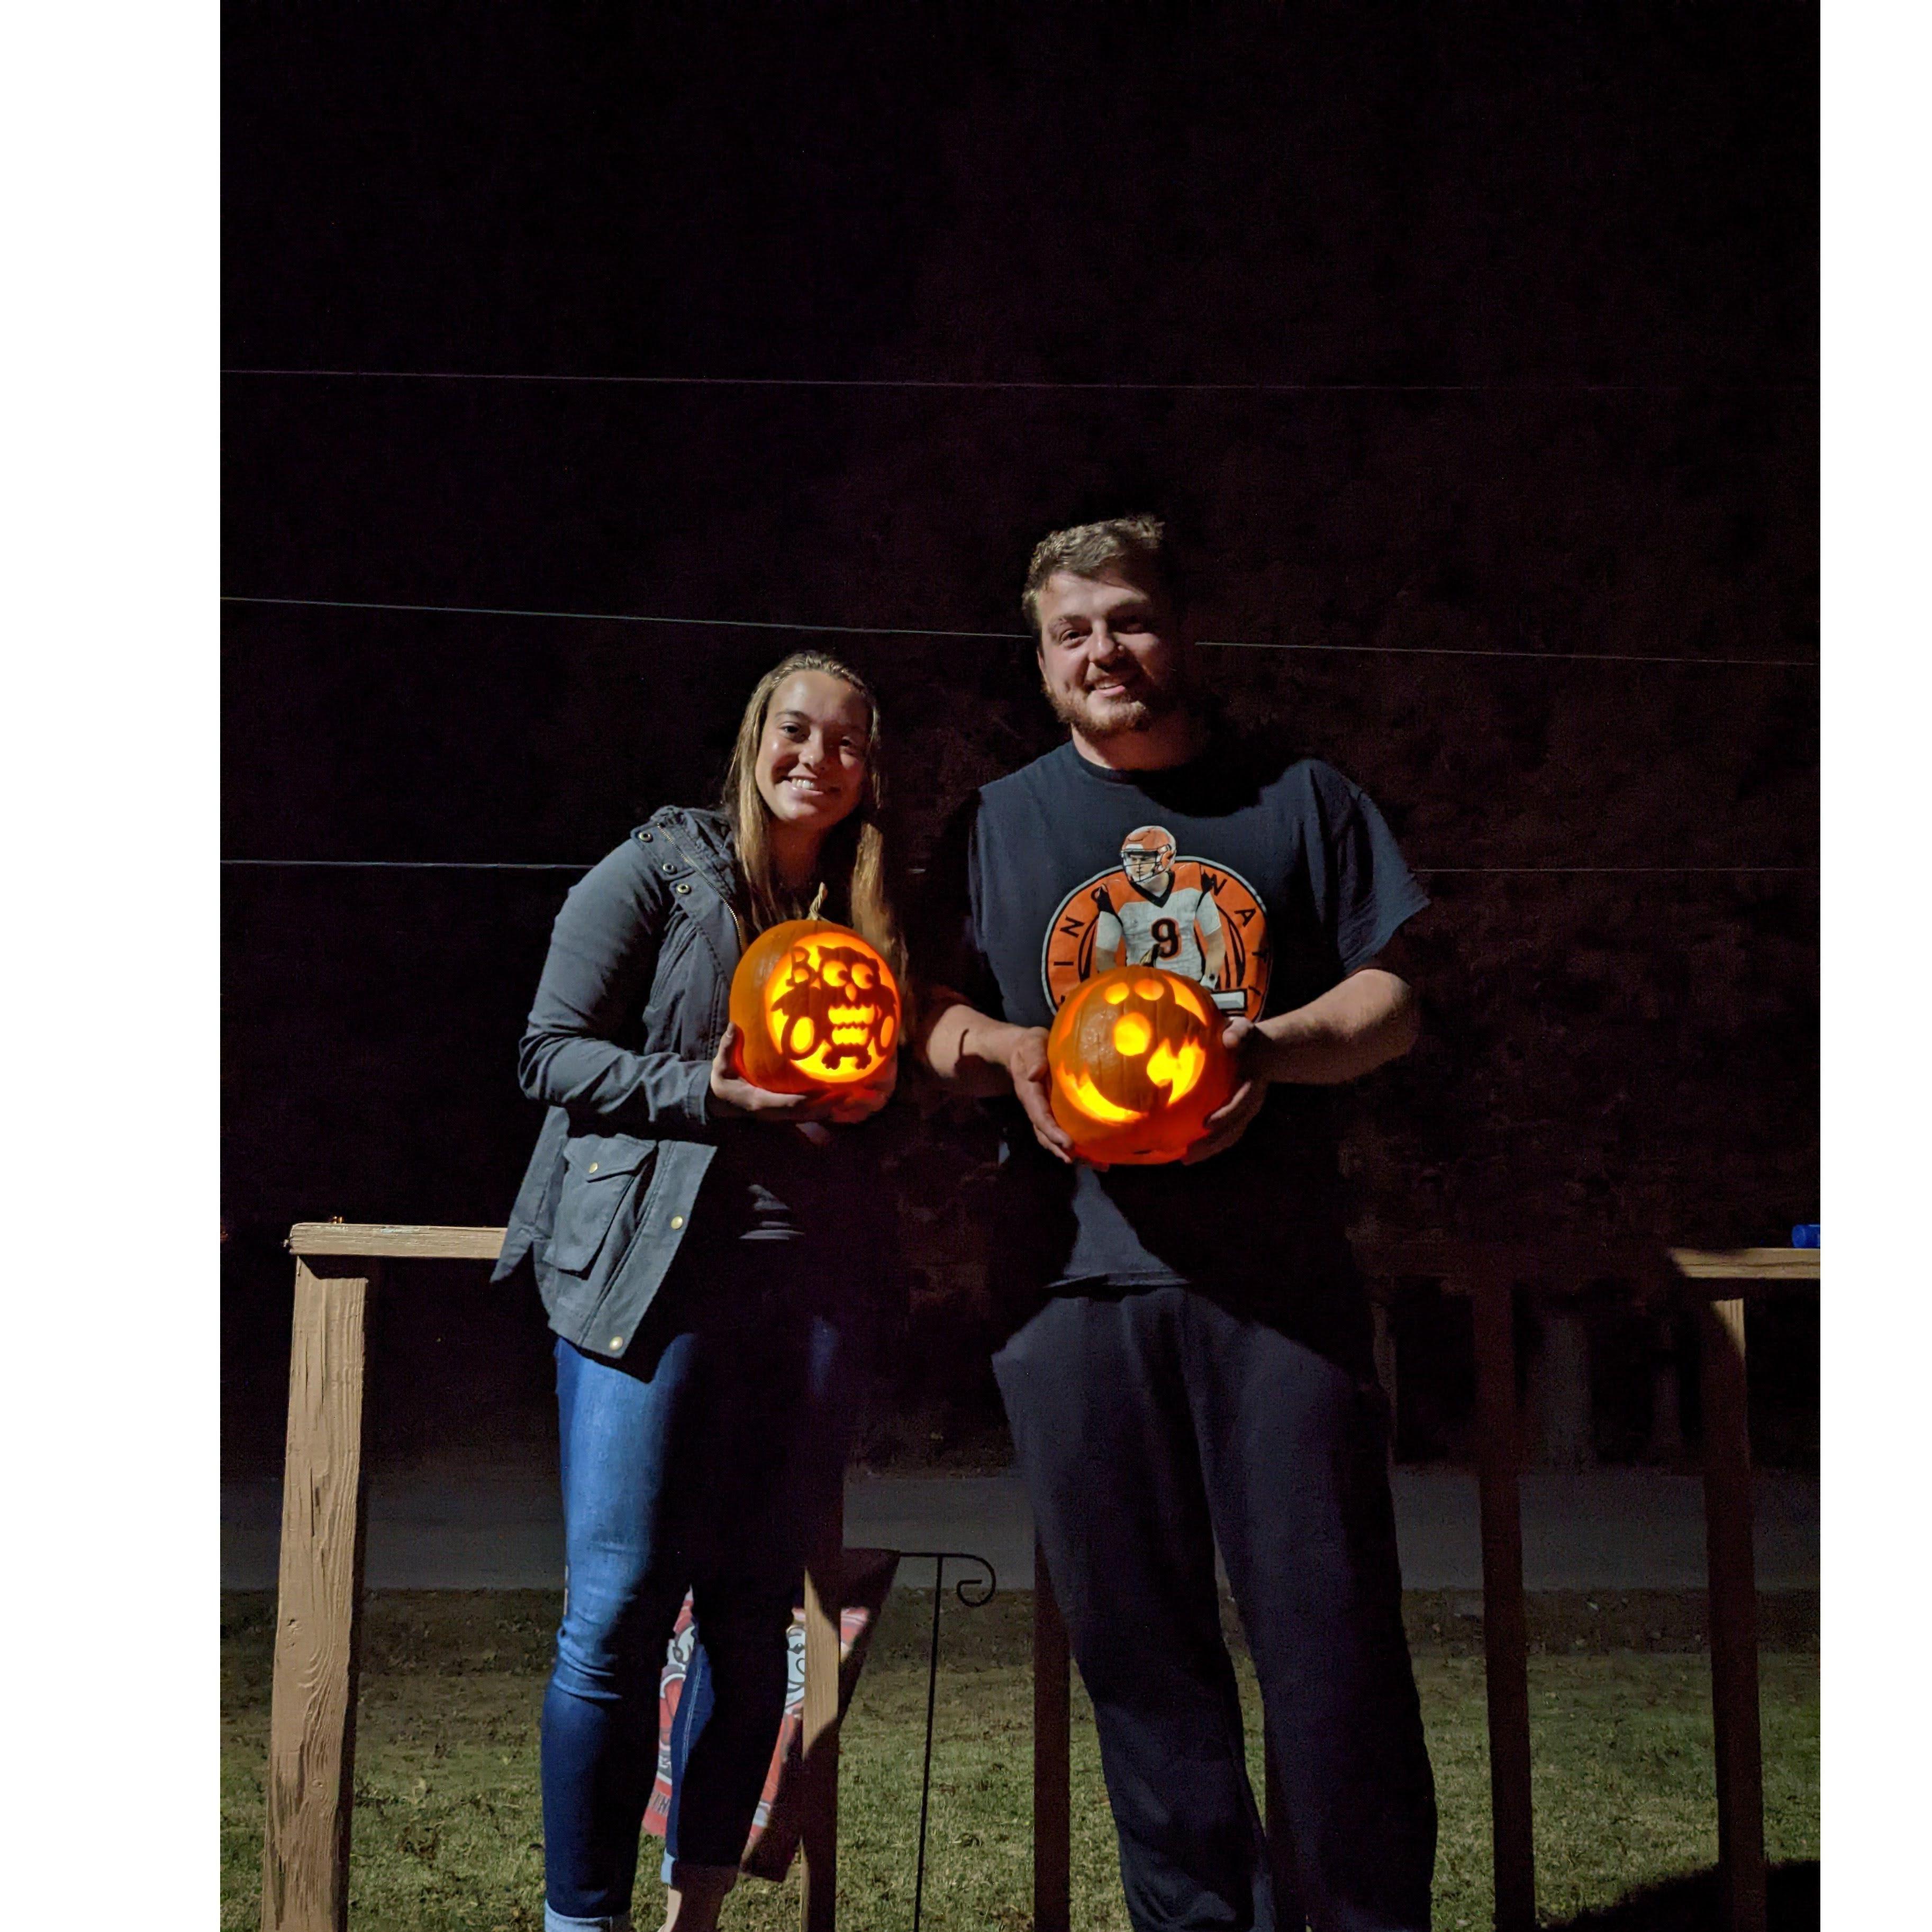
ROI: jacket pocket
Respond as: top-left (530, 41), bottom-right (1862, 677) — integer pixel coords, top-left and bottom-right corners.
top-left (550, 1135), bottom-right (657, 1276)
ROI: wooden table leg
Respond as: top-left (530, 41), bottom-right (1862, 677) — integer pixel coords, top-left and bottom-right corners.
top-left (1032, 1537), bottom-right (1071, 1932)
top-left (1470, 1274), bottom-right (1535, 1932)
top-left (800, 1484), bottom-right (845, 1932)
top-left (261, 1256), bottom-right (379, 1932)
top-left (1699, 1297), bottom-right (1767, 1932)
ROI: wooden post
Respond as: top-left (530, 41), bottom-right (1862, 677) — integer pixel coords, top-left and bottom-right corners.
top-left (1469, 1273), bottom-right (1535, 1932)
top-left (1032, 1536), bottom-right (1071, 1932)
top-left (799, 1483), bottom-right (845, 1932)
top-left (261, 1256), bottom-right (379, 1932)
top-left (1699, 1297), bottom-right (1767, 1932)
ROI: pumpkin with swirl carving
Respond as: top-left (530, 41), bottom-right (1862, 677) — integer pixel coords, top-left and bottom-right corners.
top-left (1046, 966), bottom-right (1236, 1164)
top-left (729, 919), bottom-right (902, 1093)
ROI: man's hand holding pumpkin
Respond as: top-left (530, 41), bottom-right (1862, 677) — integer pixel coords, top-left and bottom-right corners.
top-left (1182, 1015), bottom-right (1268, 1165)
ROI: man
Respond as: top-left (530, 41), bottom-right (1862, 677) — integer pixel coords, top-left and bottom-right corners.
top-left (915, 516), bottom-right (1437, 1932)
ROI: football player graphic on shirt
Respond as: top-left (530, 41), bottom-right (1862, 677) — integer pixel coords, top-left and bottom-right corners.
top-left (1042, 827), bottom-right (1268, 1020)
top-left (1093, 825), bottom-right (1230, 990)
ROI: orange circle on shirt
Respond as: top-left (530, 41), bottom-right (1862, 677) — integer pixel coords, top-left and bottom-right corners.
top-left (1040, 855), bottom-right (1271, 1021)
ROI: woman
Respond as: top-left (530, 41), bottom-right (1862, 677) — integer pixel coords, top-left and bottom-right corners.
top-left (494, 652), bottom-right (903, 1932)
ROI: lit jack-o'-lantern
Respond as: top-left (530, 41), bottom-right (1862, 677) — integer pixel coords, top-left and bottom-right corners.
top-left (729, 919), bottom-right (902, 1094)
top-left (1047, 966), bottom-right (1237, 1164)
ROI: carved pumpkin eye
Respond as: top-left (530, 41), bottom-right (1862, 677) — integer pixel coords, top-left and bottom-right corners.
top-left (1166, 978), bottom-right (1210, 1024)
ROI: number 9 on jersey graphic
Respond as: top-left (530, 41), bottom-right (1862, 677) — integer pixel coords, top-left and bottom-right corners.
top-left (1041, 826), bottom-right (1272, 1020)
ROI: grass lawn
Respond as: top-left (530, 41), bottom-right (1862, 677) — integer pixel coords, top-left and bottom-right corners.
top-left (222, 1589), bottom-right (1817, 1931)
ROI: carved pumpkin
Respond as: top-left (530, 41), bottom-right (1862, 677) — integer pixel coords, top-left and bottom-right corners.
top-left (1046, 966), bottom-right (1237, 1164)
top-left (729, 919), bottom-right (902, 1093)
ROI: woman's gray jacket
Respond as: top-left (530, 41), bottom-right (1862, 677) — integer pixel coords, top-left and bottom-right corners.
top-left (492, 805), bottom-right (748, 1359)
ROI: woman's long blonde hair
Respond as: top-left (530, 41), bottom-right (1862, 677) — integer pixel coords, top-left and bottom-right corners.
top-left (722, 651), bottom-right (904, 979)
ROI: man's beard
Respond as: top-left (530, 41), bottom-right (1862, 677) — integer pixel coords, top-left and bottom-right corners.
top-left (1043, 673), bottom-right (1185, 740)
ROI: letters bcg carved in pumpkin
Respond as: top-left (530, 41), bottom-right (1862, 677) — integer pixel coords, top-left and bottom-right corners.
top-left (729, 919), bottom-right (902, 1094)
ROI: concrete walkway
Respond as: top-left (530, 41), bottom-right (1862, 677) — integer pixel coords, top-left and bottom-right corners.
top-left (222, 1457), bottom-right (1818, 1594)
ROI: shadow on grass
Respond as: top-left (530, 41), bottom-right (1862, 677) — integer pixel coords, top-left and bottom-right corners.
top-left (1543, 1860), bottom-right (1818, 1931)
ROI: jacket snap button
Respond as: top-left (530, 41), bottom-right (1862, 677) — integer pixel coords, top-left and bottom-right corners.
top-left (587, 1162), bottom-right (599, 1174)
top-left (669, 1215), bottom-right (685, 1230)
top-left (609, 1335), bottom-right (624, 1350)
top-left (639, 830), bottom-right (652, 841)
top-left (661, 861), bottom-right (677, 873)
top-left (675, 883), bottom-right (691, 894)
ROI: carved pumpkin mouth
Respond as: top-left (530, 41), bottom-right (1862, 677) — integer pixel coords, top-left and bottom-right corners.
top-left (828, 1003), bottom-right (888, 1038)
top-left (1054, 1065), bottom-right (1146, 1124)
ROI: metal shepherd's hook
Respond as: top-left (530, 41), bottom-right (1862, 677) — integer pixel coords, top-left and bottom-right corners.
top-left (896, 1548), bottom-right (997, 1932)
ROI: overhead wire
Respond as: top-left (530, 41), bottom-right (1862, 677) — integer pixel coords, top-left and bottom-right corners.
top-left (220, 860), bottom-right (1816, 876)
top-left (220, 366), bottom-right (1816, 395)
top-left (220, 595), bottom-right (1818, 670)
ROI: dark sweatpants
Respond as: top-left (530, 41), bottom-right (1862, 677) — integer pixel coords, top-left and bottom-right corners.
top-left (993, 1284), bottom-right (1437, 1932)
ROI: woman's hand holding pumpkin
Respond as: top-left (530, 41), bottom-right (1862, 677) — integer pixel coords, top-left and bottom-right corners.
top-left (709, 1024), bottom-right (847, 1122)
top-left (708, 1024), bottom-right (897, 1129)
top-left (1003, 1026), bottom-right (1083, 1166)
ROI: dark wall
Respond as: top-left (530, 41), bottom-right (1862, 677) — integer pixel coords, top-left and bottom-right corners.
top-left (222, 5), bottom-right (1818, 1464)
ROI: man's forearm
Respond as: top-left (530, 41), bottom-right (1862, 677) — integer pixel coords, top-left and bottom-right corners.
top-left (1250, 967), bottom-right (1419, 1085)
top-left (916, 995), bottom-right (1029, 1096)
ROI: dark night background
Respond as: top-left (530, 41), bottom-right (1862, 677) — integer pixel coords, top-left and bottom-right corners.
top-left (221, 5), bottom-right (1819, 1477)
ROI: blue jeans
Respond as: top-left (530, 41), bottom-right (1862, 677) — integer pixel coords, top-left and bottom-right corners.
top-left (541, 1244), bottom-right (852, 1928)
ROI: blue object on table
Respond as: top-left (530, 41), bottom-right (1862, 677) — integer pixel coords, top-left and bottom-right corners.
top-left (1791, 1223), bottom-right (1819, 1248)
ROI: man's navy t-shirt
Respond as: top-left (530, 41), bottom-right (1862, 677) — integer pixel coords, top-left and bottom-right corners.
top-left (922, 736), bottom-right (1427, 1300)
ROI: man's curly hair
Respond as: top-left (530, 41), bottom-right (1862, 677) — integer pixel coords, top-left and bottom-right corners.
top-left (1021, 514), bottom-right (1187, 637)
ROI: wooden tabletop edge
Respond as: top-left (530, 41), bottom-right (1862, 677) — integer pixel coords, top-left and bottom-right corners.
top-left (1668, 1246), bottom-right (1820, 1280)
top-left (287, 1223), bottom-right (510, 1259)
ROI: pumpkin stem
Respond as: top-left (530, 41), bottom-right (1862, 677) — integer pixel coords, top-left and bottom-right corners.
top-left (807, 882), bottom-right (828, 921)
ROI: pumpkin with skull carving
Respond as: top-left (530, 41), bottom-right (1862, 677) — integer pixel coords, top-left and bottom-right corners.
top-left (1046, 966), bottom-right (1237, 1164)
top-left (729, 918), bottom-right (902, 1094)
